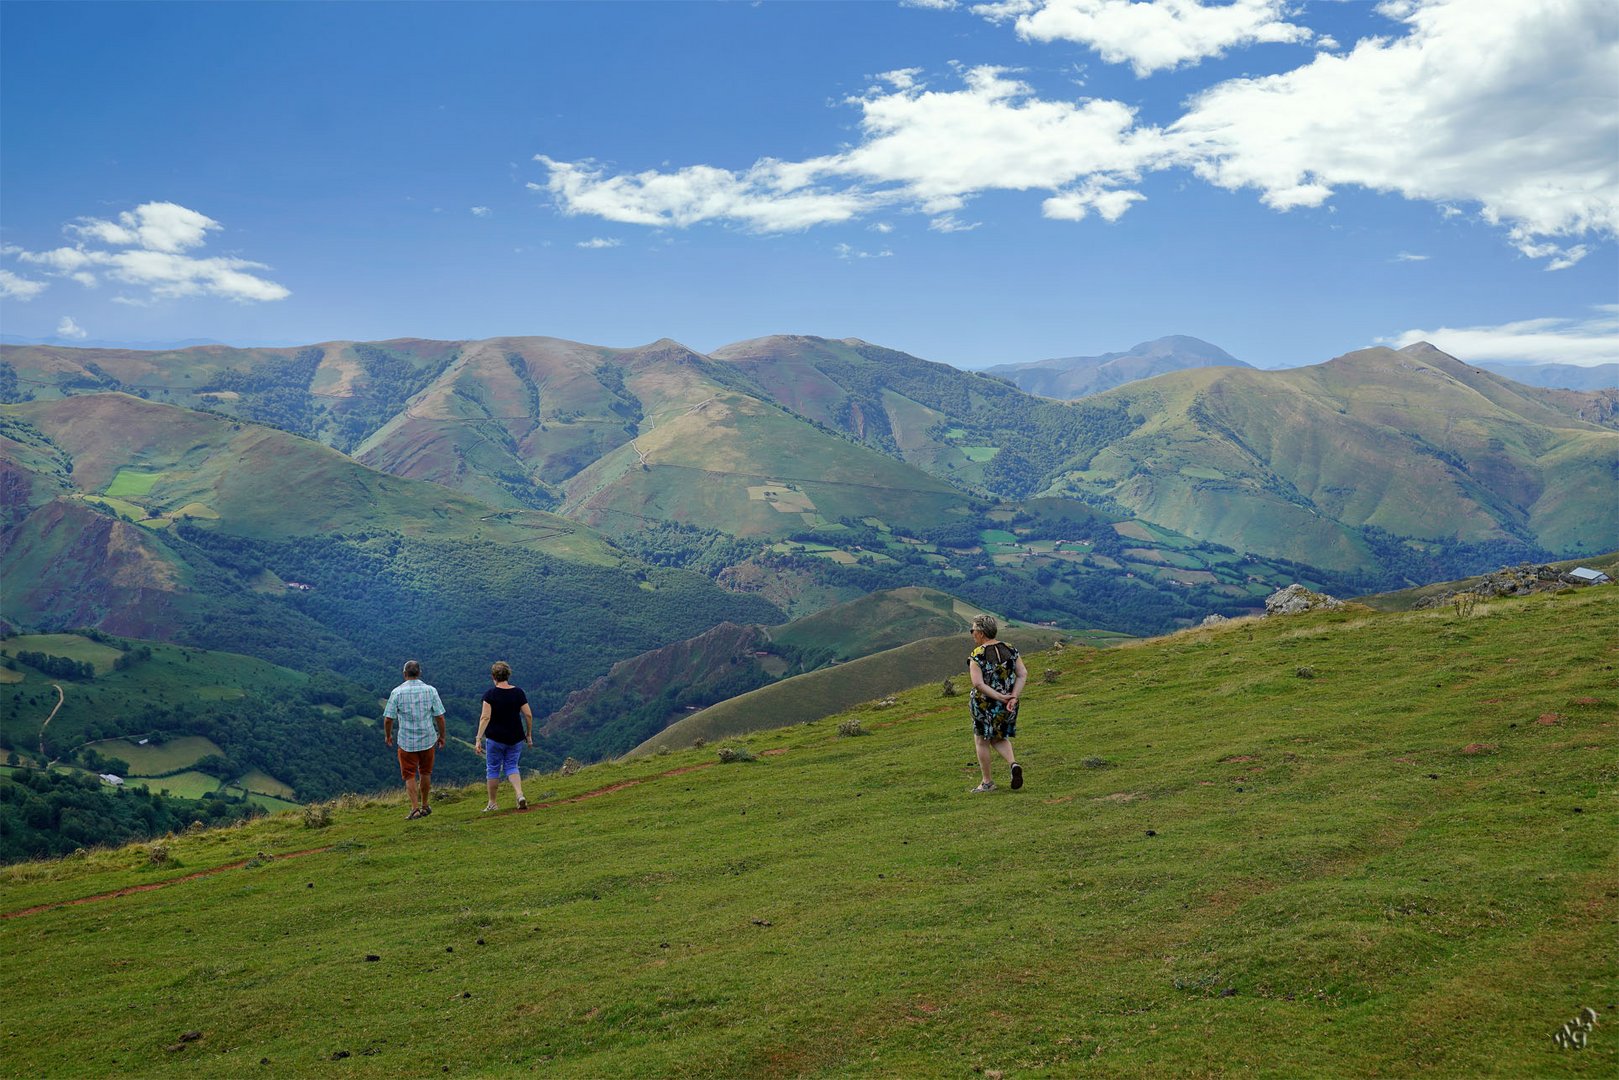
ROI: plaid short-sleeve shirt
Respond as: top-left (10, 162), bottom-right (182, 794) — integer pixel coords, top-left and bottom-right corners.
top-left (384, 679), bottom-right (446, 752)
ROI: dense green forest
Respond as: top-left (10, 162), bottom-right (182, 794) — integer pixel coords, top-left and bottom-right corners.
top-left (0, 768), bottom-right (261, 863)
top-left (172, 525), bottom-right (783, 734)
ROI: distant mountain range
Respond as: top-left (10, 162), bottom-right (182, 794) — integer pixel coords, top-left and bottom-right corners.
top-left (1472, 360), bottom-right (1618, 391)
top-left (4, 330), bottom-right (1616, 772)
top-left (981, 335), bottom-right (1249, 399)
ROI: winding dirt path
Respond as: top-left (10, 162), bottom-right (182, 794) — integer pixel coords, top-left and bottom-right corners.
top-left (38, 683), bottom-right (63, 763)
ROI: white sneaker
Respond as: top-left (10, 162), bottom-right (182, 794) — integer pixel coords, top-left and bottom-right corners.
top-left (482, 802), bottom-right (498, 813)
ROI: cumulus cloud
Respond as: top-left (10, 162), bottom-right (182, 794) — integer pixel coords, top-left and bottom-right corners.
top-left (4, 201), bottom-right (289, 303)
top-left (1385, 306), bottom-right (1619, 366)
top-left (0, 269), bottom-right (48, 301)
top-left (576, 237), bottom-right (623, 249)
top-left (55, 316), bottom-right (88, 340)
top-left (971, 0), bottom-right (1314, 76)
top-left (528, 0), bottom-right (1615, 267)
top-left (534, 67), bottom-right (1164, 233)
top-left (471, 206), bottom-right (492, 217)
top-left (1168, 0), bottom-right (1619, 264)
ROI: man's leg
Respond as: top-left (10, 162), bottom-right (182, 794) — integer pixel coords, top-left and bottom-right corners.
top-left (419, 769), bottom-right (432, 810)
top-left (974, 735), bottom-right (996, 784)
top-left (404, 774), bottom-right (420, 812)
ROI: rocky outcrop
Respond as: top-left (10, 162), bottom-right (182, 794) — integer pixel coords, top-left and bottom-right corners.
top-left (1414, 562), bottom-right (1607, 609)
top-left (1264, 584), bottom-right (1346, 616)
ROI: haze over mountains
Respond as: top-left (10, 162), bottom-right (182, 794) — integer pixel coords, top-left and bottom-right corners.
top-left (982, 335), bottom-right (1249, 399)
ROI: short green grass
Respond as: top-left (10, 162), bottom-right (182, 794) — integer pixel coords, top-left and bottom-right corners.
top-left (1, 633), bottom-right (124, 674)
top-left (86, 735), bottom-right (225, 776)
top-left (103, 468), bottom-right (167, 498)
top-left (0, 590), bottom-right (1614, 1077)
top-left (129, 770), bottom-right (224, 799)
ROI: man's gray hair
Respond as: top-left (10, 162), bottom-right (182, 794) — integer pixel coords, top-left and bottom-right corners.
top-left (403, 659), bottom-right (422, 679)
top-left (971, 614), bottom-right (998, 639)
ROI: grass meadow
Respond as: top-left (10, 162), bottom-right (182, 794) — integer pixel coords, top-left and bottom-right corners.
top-left (0, 588), bottom-right (1614, 1077)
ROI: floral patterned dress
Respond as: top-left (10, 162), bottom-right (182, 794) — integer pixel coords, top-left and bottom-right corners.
top-left (969, 640), bottom-right (1020, 741)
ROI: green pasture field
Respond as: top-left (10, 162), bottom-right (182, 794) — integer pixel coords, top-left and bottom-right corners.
top-left (0, 590), bottom-right (1614, 1077)
top-left (103, 468), bottom-right (167, 498)
top-left (237, 768), bottom-right (296, 799)
top-left (0, 667), bottom-right (22, 685)
top-left (87, 735), bottom-right (225, 776)
top-left (979, 529), bottom-right (1019, 544)
top-left (130, 770), bottom-right (222, 799)
top-left (959, 444), bottom-right (998, 462)
top-left (1, 633), bottom-right (124, 673)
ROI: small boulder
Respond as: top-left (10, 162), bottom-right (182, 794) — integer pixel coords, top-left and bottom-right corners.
top-left (1264, 584), bottom-right (1345, 616)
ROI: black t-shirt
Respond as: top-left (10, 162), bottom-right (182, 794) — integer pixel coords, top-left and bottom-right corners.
top-left (481, 685), bottom-right (529, 744)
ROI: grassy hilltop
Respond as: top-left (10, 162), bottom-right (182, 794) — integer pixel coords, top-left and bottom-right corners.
top-left (1, 586), bottom-right (1613, 1076)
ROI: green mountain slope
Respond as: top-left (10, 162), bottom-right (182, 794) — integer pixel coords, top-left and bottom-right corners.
top-left (0, 395), bottom-right (783, 758)
top-left (539, 587), bottom-right (1001, 758)
top-left (632, 624), bottom-right (1068, 753)
top-left (0, 587), bottom-right (1611, 1075)
top-left (1043, 343), bottom-right (1619, 571)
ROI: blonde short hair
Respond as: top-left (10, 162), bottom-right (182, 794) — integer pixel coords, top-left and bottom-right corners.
top-left (490, 661), bottom-right (511, 682)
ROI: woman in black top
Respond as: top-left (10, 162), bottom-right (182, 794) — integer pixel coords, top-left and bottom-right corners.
top-left (475, 661), bottom-right (535, 811)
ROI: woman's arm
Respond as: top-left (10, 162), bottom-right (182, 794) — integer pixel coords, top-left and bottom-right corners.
top-left (1007, 656), bottom-right (1030, 710)
top-left (521, 702), bottom-right (534, 745)
top-left (474, 701), bottom-right (491, 754)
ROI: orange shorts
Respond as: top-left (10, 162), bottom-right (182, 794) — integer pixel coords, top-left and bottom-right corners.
top-left (397, 747), bottom-right (436, 780)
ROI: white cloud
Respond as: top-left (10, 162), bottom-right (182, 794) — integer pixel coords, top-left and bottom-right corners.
top-left (471, 206), bottom-right (492, 217)
top-left (533, 67), bottom-right (1164, 233)
top-left (576, 237), bottom-right (623, 249)
top-left (56, 316), bottom-right (87, 340)
top-left (0, 269), bottom-right (48, 301)
top-left (870, 221), bottom-right (896, 234)
top-left (4, 201), bottom-right (289, 303)
top-left (1393, 252), bottom-right (1430, 262)
top-left (902, 0), bottom-right (960, 9)
top-left (528, 0), bottom-right (1616, 265)
top-left (1385, 306), bottom-right (1619, 366)
top-left (1167, 0), bottom-right (1619, 265)
top-left (972, 0), bottom-right (1313, 76)
top-left (928, 213), bottom-right (982, 232)
top-left (834, 242), bottom-right (894, 259)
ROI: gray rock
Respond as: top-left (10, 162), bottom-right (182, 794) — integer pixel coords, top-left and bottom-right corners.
top-left (1264, 584), bottom-right (1346, 616)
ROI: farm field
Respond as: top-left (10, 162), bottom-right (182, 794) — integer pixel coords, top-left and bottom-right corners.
top-left (86, 735), bottom-right (225, 776)
top-left (1, 633), bottom-right (124, 673)
top-left (0, 587), bottom-right (1612, 1076)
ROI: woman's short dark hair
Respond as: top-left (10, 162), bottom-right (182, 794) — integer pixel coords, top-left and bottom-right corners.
top-left (490, 661), bottom-right (511, 682)
top-left (971, 615), bottom-right (998, 639)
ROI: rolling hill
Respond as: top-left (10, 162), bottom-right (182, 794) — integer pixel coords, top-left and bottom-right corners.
top-left (1039, 342), bottom-right (1619, 571)
top-left (981, 334), bottom-right (1249, 399)
top-left (0, 585), bottom-right (1610, 1075)
top-left (0, 394), bottom-right (782, 754)
top-left (538, 587), bottom-right (1004, 758)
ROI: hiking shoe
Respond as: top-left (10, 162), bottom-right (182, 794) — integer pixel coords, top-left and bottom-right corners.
top-left (517, 797), bottom-right (528, 811)
top-left (1010, 763), bottom-right (1024, 790)
top-left (971, 781), bottom-right (996, 793)
top-left (406, 807), bottom-right (423, 820)
top-left (419, 805), bottom-right (432, 817)
top-left (482, 803), bottom-right (498, 813)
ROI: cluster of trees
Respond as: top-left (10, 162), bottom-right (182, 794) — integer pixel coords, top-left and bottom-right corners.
top-left (330, 344), bottom-right (457, 451)
top-left (199, 348), bottom-right (323, 437)
top-left (0, 362), bottom-right (33, 403)
top-left (11, 652), bottom-right (96, 680)
top-left (612, 522), bottom-right (763, 578)
top-left (0, 769), bottom-right (261, 864)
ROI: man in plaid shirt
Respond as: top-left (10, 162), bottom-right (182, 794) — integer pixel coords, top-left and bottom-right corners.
top-left (383, 659), bottom-right (447, 820)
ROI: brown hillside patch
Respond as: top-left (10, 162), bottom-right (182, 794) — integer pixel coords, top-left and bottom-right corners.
top-left (1094, 792), bottom-right (1142, 803)
top-left (1460, 743), bottom-right (1497, 755)
top-left (1221, 754), bottom-right (1259, 763)
top-left (1536, 713), bottom-right (1561, 725)
top-left (1571, 696), bottom-right (1599, 706)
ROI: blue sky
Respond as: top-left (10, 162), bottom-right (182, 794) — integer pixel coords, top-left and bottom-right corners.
top-left (1, 0), bottom-right (1614, 370)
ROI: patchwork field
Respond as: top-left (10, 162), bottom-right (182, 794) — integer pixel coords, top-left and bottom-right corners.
top-left (87, 735), bottom-right (225, 776)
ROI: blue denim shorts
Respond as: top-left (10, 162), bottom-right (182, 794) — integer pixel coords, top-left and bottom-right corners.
top-left (484, 739), bottom-right (523, 779)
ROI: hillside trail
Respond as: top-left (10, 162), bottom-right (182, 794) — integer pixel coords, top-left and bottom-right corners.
top-left (0, 748), bottom-right (791, 919)
top-left (38, 683), bottom-right (63, 763)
